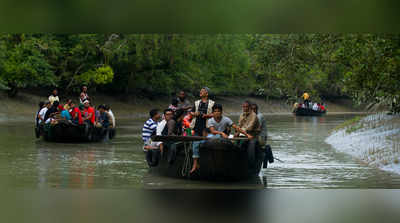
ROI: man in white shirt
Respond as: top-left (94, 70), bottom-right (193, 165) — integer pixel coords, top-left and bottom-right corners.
top-left (312, 103), bottom-right (319, 111)
top-left (105, 105), bottom-right (116, 128)
top-left (38, 101), bottom-right (51, 124)
top-left (48, 89), bottom-right (59, 105)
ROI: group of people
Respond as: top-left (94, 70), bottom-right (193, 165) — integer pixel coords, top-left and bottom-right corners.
top-left (293, 91), bottom-right (326, 112)
top-left (141, 87), bottom-right (268, 174)
top-left (35, 86), bottom-right (116, 132)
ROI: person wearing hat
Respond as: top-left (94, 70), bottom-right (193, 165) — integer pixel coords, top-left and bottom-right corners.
top-left (189, 87), bottom-right (215, 174)
top-left (82, 100), bottom-right (95, 125)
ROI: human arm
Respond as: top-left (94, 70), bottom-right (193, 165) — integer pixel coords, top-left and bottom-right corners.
top-left (232, 124), bottom-right (254, 139)
top-left (209, 126), bottom-right (228, 138)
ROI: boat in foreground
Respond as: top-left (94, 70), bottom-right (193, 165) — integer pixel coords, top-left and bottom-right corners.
top-left (146, 136), bottom-right (269, 181)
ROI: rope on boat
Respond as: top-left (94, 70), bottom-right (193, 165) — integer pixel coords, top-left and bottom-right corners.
top-left (181, 142), bottom-right (192, 178)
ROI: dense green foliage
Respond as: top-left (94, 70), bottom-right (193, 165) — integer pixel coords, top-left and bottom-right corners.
top-left (0, 34), bottom-right (399, 111)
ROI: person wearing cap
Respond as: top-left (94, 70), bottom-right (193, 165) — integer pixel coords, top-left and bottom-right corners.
top-left (82, 100), bottom-right (95, 125)
top-left (189, 87), bottom-right (215, 174)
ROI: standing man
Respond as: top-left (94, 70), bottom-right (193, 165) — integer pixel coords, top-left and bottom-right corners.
top-left (80, 85), bottom-right (90, 104)
top-left (177, 91), bottom-right (192, 112)
top-left (48, 89), bottom-right (59, 105)
top-left (251, 103), bottom-right (267, 146)
top-left (142, 109), bottom-right (163, 151)
top-left (189, 87), bottom-right (215, 173)
top-left (302, 91), bottom-right (310, 108)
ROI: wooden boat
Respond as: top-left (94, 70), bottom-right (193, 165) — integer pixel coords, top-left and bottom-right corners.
top-left (293, 107), bottom-right (327, 116)
top-left (37, 120), bottom-right (115, 143)
top-left (146, 136), bottom-right (268, 181)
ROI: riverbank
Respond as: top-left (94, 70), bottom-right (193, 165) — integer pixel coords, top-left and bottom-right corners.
top-left (0, 91), bottom-right (361, 121)
top-left (326, 113), bottom-right (400, 175)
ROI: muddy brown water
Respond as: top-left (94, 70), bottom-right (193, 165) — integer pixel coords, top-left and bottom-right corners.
top-left (1, 113), bottom-right (400, 189)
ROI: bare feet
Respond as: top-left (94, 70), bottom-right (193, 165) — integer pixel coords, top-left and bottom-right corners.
top-left (190, 159), bottom-right (200, 174)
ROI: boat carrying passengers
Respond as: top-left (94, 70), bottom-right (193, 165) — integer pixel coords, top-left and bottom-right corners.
top-left (35, 88), bottom-right (115, 132)
top-left (141, 88), bottom-right (265, 174)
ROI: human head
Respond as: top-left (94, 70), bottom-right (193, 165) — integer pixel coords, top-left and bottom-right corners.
top-left (164, 108), bottom-right (174, 121)
top-left (53, 101), bottom-right (60, 107)
top-left (104, 104), bottom-right (110, 111)
top-left (52, 89), bottom-right (58, 96)
top-left (149, 109), bottom-right (161, 121)
top-left (45, 101), bottom-right (51, 108)
top-left (251, 103), bottom-right (258, 114)
top-left (171, 98), bottom-right (179, 107)
top-left (174, 109), bottom-right (185, 121)
top-left (79, 103), bottom-right (85, 110)
top-left (212, 104), bottom-right (223, 119)
top-left (66, 99), bottom-right (72, 105)
top-left (83, 100), bottom-right (90, 108)
top-left (98, 104), bottom-right (106, 113)
top-left (82, 86), bottom-right (88, 93)
top-left (200, 87), bottom-right (210, 98)
top-left (38, 101), bottom-right (44, 109)
top-left (242, 101), bottom-right (251, 113)
top-left (178, 91), bottom-right (186, 100)
top-left (70, 101), bottom-right (76, 108)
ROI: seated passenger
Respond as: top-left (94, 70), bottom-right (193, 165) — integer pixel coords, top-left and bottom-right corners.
top-left (70, 102), bottom-right (83, 125)
top-left (312, 102), bottom-right (319, 111)
top-left (207, 104), bottom-right (235, 139)
top-left (183, 113), bottom-right (194, 136)
top-left (166, 109), bottom-right (185, 136)
top-left (82, 100), bottom-right (95, 125)
top-left (63, 99), bottom-right (72, 111)
top-left (158, 109), bottom-right (174, 136)
top-left (44, 101), bottom-right (61, 124)
top-left (97, 105), bottom-right (114, 129)
top-left (104, 104), bottom-right (116, 128)
top-left (36, 101), bottom-right (45, 127)
top-left (38, 101), bottom-right (51, 125)
top-left (320, 103), bottom-right (326, 111)
top-left (234, 101), bottom-right (261, 168)
top-left (60, 108), bottom-right (72, 121)
top-left (168, 98), bottom-right (179, 112)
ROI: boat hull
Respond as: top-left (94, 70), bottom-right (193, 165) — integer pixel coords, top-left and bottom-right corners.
top-left (294, 107), bottom-right (326, 116)
top-left (148, 139), bottom-right (265, 181)
top-left (38, 121), bottom-right (115, 143)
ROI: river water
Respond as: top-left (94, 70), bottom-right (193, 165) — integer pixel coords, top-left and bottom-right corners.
top-left (1, 113), bottom-right (400, 189)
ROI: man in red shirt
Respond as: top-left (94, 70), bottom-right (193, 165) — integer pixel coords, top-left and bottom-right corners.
top-left (70, 102), bottom-right (83, 125)
top-left (83, 100), bottom-right (95, 124)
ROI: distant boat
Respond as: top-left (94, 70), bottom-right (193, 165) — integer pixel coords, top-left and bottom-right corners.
top-left (146, 136), bottom-right (268, 181)
top-left (36, 121), bottom-right (115, 142)
top-left (293, 107), bottom-right (327, 116)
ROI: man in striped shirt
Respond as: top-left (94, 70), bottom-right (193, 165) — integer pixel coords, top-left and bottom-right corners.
top-left (142, 109), bottom-right (162, 150)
